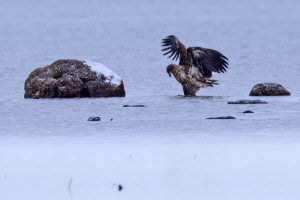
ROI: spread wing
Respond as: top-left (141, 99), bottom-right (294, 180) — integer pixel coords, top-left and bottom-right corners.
top-left (188, 47), bottom-right (229, 77)
top-left (161, 35), bottom-right (182, 61)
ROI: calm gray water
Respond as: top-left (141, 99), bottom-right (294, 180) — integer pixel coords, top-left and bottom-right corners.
top-left (1, 0), bottom-right (300, 199)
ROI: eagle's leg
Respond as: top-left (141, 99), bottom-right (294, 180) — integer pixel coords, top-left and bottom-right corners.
top-left (183, 86), bottom-right (189, 96)
top-left (182, 84), bottom-right (196, 96)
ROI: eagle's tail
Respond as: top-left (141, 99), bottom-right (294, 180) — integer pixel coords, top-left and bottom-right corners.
top-left (205, 79), bottom-right (219, 87)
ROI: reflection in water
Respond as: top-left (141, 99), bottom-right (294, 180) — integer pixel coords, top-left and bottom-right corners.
top-left (174, 95), bottom-right (226, 100)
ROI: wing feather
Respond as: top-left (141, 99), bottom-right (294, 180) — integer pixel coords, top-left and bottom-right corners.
top-left (188, 47), bottom-right (228, 75)
top-left (161, 35), bottom-right (181, 61)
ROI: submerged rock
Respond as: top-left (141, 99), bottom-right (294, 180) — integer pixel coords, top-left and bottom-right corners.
top-left (118, 184), bottom-right (123, 191)
top-left (87, 117), bottom-right (101, 121)
top-left (24, 59), bottom-right (125, 98)
top-left (242, 110), bottom-right (254, 113)
top-left (249, 83), bottom-right (290, 96)
top-left (206, 116), bottom-right (236, 119)
top-left (123, 105), bottom-right (147, 107)
top-left (228, 100), bottom-right (267, 104)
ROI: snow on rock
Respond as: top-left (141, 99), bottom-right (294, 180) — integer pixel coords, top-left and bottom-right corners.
top-left (24, 59), bottom-right (125, 98)
top-left (83, 60), bottom-right (121, 86)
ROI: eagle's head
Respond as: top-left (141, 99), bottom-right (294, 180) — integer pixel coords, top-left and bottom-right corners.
top-left (166, 64), bottom-right (176, 77)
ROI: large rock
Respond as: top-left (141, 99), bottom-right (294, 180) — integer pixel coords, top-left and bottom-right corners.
top-left (249, 83), bottom-right (290, 96)
top-left (24, 59), bottom-right (125, 98)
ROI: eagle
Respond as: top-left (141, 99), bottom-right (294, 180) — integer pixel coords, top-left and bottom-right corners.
top-left (162, 35), bottom-right (229, 96)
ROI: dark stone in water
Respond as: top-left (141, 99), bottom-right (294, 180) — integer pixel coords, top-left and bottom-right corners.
top-left (87, 117), bottom-right (101, 121)
top-left (228, 100), bottom-right (267, 104)
top-left (118, 184), bottom-right (123, 191)
top-left (206, 116), bottom-right (236, 119)
top-left (123, 105), bottom-right (147, 107)
top-left (249, 83), bottom-right (291, 96)
top-left (243, 110), bottom-right (254, 113)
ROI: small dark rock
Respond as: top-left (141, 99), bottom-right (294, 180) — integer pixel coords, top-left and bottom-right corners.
top-left (228, 100), bottom-right (267, 104)
top-left (206, 116), bottom-right (236, 119)
top-left (249, 83), bottom-right (291, 96)
top-left (243, 110), bottom-right (254, 113)
top-left (123, 105), bottom-right (147, 107)
top-left (87, 117), bottom-right (101, 121)
top-left (118, 184), bottom-right (123, 191)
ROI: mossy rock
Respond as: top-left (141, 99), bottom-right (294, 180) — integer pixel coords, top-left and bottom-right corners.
top-left (249, 83), bottom-right (290, 96)
top-left (24, 59), bottom-right (125, 98)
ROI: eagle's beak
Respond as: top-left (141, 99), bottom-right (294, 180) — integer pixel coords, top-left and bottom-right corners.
top-left (168, 73), bottom-right (171, 77)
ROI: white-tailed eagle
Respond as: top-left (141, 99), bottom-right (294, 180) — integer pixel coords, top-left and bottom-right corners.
top-left (162, 35), bottom-right (229, 96)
